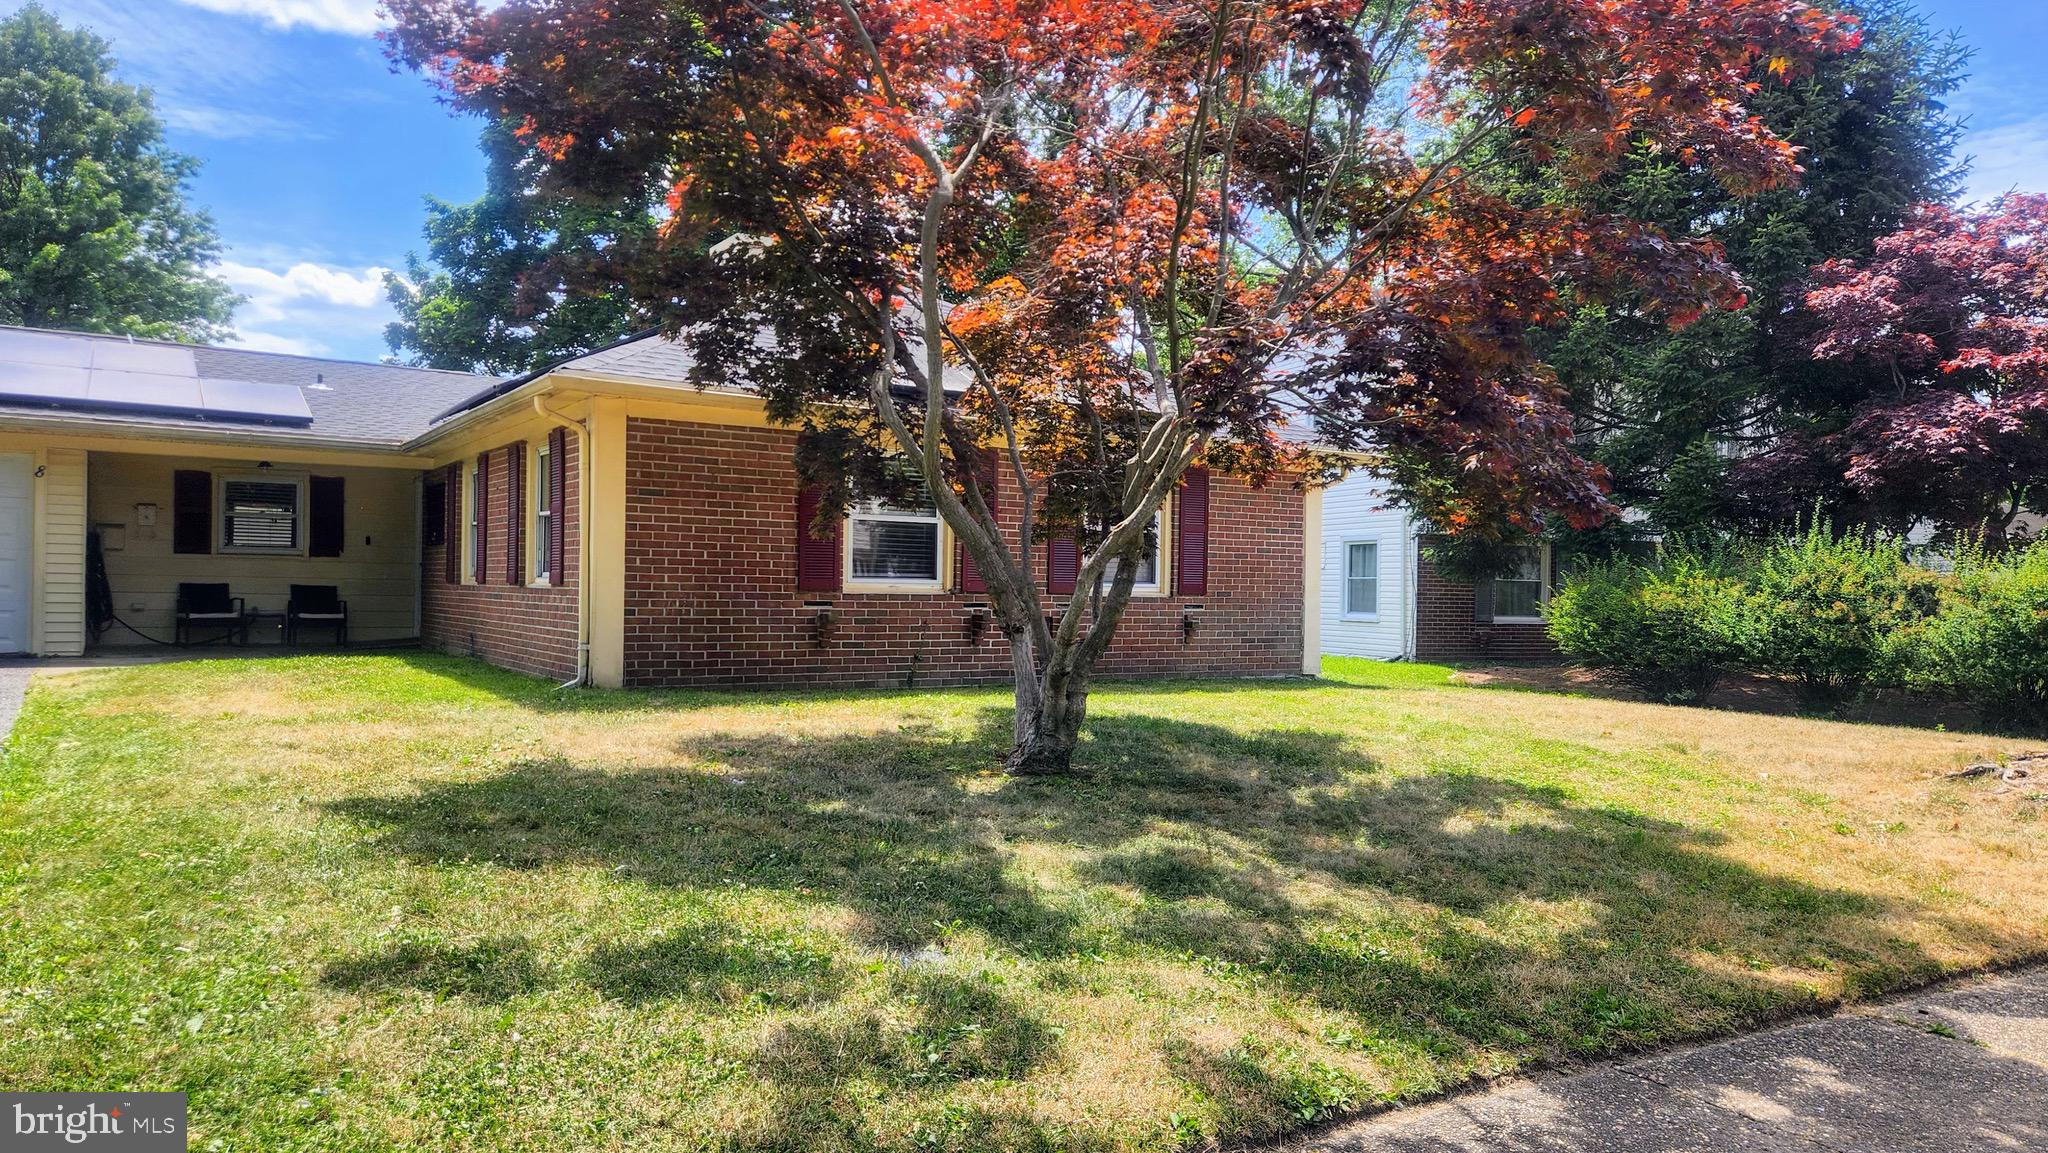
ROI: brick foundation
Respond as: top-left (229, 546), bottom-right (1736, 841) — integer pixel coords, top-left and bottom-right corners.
top-left (621, 417), bottom-right (1305, 688)
top-left (422, 436), bottom-right (582, 680)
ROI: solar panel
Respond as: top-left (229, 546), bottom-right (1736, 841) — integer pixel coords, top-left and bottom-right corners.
top-left (0, 330), bottom-right (315, 426)
top-left (0, 360), bottom-right (88, 401)
top-left (89, 340), bottom-right (196, 376)
top-left (87, 370), bottom-right (204, 412)
top-left (0, 327), bottom-right (93, 369)
top-left (199, 378), bottom-right (315, 422)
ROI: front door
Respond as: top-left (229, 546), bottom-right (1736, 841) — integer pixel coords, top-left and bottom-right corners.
top-left (0, 453), bottom-right (32, 653)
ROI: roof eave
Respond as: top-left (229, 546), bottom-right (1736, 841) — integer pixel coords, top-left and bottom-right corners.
top-left (0, 410), bottom-right (436, 461)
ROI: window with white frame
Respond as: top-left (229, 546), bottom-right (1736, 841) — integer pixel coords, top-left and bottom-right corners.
top-left (1089, 509), bottom-right (1164, 593)
top-left (1344, 540), bottom-right (1379, 616)
top-left (848, 486), bottom-right (943, 585)
top-left (465, 462), bottom-right (481, 581)
top-left (219, 475), bottom-right (303, 553)
top-left (533, 442), bottom-right (554, 583)
top-left (1493, 545), bottom-right (1547, 620)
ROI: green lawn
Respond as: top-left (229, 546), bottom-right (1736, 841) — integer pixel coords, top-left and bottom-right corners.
top-left (2, 653), bottom-right (2044, 1151)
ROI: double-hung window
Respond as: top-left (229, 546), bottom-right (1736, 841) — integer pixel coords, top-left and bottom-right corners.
top-left (533, 442), bottom-right (554, 583)
top-left (466, 462), bottom-right (482, 582)
top-left (1090, 509), bottom-right (1164, 594)
top-left (1343, 540), bottom-right (1379, 616)
top-left (1493, 545), bottom-right (1548, 621)
top-left (848, 487), bottom-right (944, 587)
top-left (219, 475), bottom-right (303, 554)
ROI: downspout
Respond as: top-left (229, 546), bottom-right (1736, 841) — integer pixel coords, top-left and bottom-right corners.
top-left (532, 395), bottom-right (592, 689)
top-left (1403, 517), bottom-right (1419, 660)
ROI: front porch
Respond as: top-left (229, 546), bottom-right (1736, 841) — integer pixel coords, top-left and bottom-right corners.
top-left (83, 448), bottom-right (428, 651)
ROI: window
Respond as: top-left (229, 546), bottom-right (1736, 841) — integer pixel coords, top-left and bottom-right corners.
top-left (466, 462), bottom-right (481, 582)
top-left (1089, 509), bottom-right (1165, 594)
top-left (1493, 545), bottom-right (1547, 620)
top-left (533, 442), bottom-right (554, 583)
top-left (218, 476), bottom-right (302, 554)
top-left (1344, 540), bottom-right (1379, 616)
top-left (848, 489), bottom-right (943, 586)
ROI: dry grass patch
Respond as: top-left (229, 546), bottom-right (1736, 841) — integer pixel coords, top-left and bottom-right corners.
top-left (0, 651), bottom-right (2043, 1153)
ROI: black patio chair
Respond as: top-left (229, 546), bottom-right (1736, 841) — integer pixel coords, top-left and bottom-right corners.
top-left (287, 584), bottom-right (348, 646)
top-left (175, 583), bottom-right (247, 646)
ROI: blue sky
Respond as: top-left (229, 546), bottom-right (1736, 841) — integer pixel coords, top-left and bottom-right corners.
top-left (8, 0), bottom-right (2048, 365)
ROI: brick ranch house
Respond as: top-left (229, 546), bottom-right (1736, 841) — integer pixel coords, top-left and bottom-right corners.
top-left (0, 324), bottom-right (1326, 688)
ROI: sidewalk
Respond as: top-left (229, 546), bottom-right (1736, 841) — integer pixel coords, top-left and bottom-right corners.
top-left (1294, 967), bottom-right (2048, 1152)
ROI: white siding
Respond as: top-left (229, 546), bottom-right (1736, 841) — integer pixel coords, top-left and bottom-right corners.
top-left (1318, 470), bottom-right (1413, 660)
top-left (39, 448), bottom-right (87, 656)
top-left (89, 452), bottom-right (421, 644)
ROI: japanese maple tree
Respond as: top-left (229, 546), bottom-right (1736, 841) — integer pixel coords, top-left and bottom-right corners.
top-left (387, 0), bottom-right (1854, 775)
top-left (1734, 195), bottom-right (2048, 541)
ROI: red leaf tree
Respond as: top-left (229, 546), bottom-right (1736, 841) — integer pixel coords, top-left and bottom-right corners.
top-left (387, 0), bottom-right (1854, 774)
top-left (1736, 195), bottom-right (2048, 542)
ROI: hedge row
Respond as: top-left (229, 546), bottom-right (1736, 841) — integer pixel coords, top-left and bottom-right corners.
top-left (1545, 527), bottom-right (2048, 728)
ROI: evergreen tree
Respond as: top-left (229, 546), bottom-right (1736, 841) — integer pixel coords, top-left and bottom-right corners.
top-left (0, 3), bottom-right (237, 341)
top-left (1534, 0), bottom-right (1969, 535)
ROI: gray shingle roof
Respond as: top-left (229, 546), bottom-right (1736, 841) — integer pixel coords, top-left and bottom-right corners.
top-left (0, 326), bottom-right (493, 448)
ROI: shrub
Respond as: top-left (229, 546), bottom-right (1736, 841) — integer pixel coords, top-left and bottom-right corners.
top-left (1743, 523), bottom-right (1918, 710)
top-left (1546, 545), bottom-right (1752, 704)
top-left (1908, 541), bottom-right (2048, 731)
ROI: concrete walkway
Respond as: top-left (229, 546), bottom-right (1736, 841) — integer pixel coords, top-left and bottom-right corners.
top-left (0, 665), bottom-right (28, 743)
top-left (1296, 967), bottom-right (2048, 1152)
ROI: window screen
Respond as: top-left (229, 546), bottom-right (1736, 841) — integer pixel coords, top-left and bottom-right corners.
top-left (221, 479), bottom-right (300, 552)
top-left (534, 445), bottom-right (554, 581)
top-left (1493, 547), bottom-right (1545, 619)
top-left (1345, 541), bottom-right (1379, 614)
top-left (1096, 512), bottom-right (1162, 590)
top-left (849, 490), bottom-right (941, 582)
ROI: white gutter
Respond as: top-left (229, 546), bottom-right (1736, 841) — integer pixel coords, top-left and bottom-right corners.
top-left (530, 395), bottom-right (593, 689)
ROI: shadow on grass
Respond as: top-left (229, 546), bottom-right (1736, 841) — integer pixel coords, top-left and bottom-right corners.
top-left (322, 697), bottom-right (2030, 1150)
top-left (320, 935), bottom-right (548, 1002)
top-left (382, 648), bottom-right (1384, 715)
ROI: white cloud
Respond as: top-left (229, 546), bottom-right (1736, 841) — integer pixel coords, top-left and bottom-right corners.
top-left (1960, 115), bottom-right (2048, 205)
top-left (216, 259), bottom-right (395, 359)
top-left (226, 329), bottom-right (325, 357)
top-left (158, 103), bottom-right (306, 141)
top-left (170, 0), bottom-right (383, 35)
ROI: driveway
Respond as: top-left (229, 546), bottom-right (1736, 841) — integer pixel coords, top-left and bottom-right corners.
top-left (1295, 967), bottom-right (2048, 1152)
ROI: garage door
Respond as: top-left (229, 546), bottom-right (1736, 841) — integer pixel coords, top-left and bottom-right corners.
top-left (0, 453), bottom-right (31, 654)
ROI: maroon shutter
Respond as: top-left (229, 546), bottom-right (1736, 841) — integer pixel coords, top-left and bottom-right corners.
top-left (505, 442), bottom-right (525, 585)
top-left (1047, 534), bottom-right (1078, 595)
top-left (473, 452), bottom-right (490, 584)
top-left (308, 476), bottom-right (344, 558)
top-left (442, 464), bottom-right (462, 583)
top-left (547, 427), bottom-right (568, 581)
top-left (172, 469), bottom-right (211, 554)
top-left (795, 482), bottom-right (842, 591)
top-left (1175, 465), bottom-right (1209, 596)
top-left (958, 448), bottom-right (999, 593)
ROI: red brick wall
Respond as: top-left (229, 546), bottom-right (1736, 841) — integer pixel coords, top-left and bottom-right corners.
top-left (1412, 541), bottom-right (1559, 663)
top-left (421, 436), bottom-right (582, 680)
top-left (622, 417), bottom-right (1305, 688)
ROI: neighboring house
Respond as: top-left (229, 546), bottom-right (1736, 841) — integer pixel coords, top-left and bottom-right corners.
top-left (1317, 470), bottom-right (1561, 663)
top-left (0, 324), bottom-right (1319, 688)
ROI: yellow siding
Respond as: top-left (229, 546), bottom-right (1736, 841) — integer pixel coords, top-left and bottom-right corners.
top-left (39, 448), bottom-right (87, 656)
top-left (88, 452), bottom-right (421, 644)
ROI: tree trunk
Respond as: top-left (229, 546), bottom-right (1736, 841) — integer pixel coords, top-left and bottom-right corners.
top-left (1005, 679), bottom-right (1086, 776)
